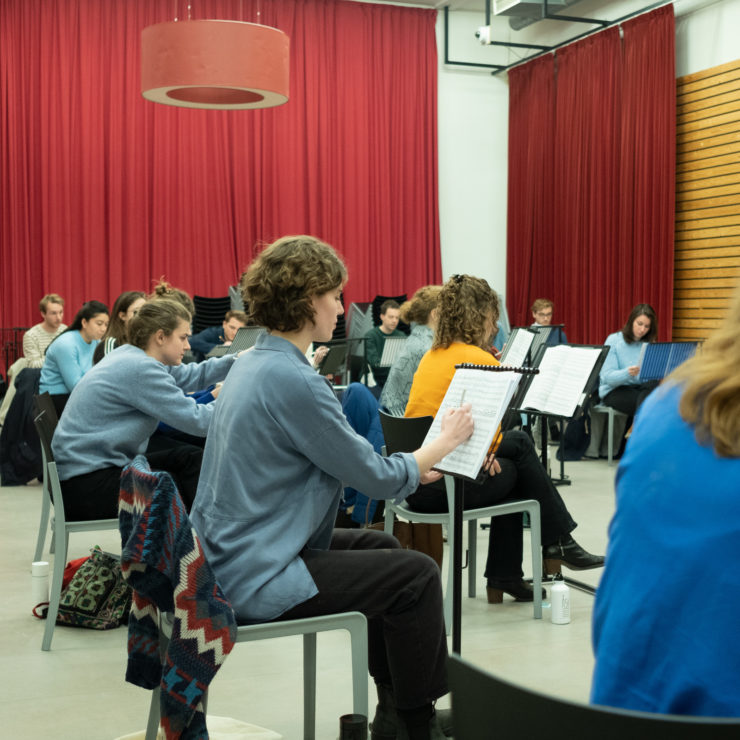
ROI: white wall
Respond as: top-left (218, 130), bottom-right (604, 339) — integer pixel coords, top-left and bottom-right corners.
top-left (436, 0), bottom-right (740, 300)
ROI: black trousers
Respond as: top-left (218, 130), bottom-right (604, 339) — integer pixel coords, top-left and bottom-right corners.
top-left (59, 443), bottom-right (203, 520)
top-left (406, 430), bottom-right (576, 581)
top-left (278, 528), bottom-right (447, 710)
top-left (602, 380), bottom-right (659, 417)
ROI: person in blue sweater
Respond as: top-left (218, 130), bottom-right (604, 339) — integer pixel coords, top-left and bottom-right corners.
top-left (39, 300), bottom-right (110, 416)
top-left (52, 298), bottom-right (238, 519)
top-left (188, 310), bottom-right (248, 360)
top-left (598, 303), bottom-right (659, 416)
top-left (191, 235), bottom-right (475, 740)
top-left (591, 284), bottom-right (740, 717)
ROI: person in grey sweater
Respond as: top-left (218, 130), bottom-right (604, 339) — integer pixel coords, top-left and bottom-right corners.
top-left (52, 298), bottom-right (238, 519)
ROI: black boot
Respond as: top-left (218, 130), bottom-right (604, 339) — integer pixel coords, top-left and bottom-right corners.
top-left (543, 535), bottom-right (605, 575)
top-left (370, 684), bottom-right (398, 740)
top-left (486, 578), bottom-right (546, 603)
top-left (372, 686), bottom-right (453, 739)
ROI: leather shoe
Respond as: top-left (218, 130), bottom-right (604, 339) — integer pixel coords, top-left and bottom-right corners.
top-left (487, 579), bottom-right (546, 603)
top-left (543, 535), bottom-right (604, 575)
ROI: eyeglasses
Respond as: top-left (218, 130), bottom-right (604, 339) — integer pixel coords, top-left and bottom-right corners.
top-left (535, 311), bottom-right (553, 318)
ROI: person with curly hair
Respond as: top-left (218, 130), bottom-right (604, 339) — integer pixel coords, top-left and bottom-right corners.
top-left (592, 282), bottom-right (740, 716)
top-left (406, 274), bottom-right (604, 603)
top-left (191, 235), bottom-right (476, 740)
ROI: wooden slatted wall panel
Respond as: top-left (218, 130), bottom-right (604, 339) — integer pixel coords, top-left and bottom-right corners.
top-left (675, 58), bottom-right (740, 340)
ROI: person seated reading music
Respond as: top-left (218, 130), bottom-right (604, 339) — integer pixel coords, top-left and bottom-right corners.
top-left (405, 274), bottom-right (604, 602)
top-left (365, 299), bottom-right (404, 389)
top-left (598, 303), bottom-right (659, 417)
top-left (51, 299), bottom-right (238, 520)
top-left (93, 290), bottom-right (146, 364)
top-left (530, 298), bottom-right (567, 346)
top-left (381, 286), bottom-right (442, 417)
top-left (0, 293), bottom-right (67, 427)
top-left (189, 310), bottom-right (248, 361)
top-left (591, 283), bottom-right (740, 717)
top-left (39, 300), bottom-right (110, 417)
top-left (191, 236), bottom-right (475, 740)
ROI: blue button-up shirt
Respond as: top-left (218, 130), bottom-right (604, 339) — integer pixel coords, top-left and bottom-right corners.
top-left (191, 333), bottom-right (419, 623)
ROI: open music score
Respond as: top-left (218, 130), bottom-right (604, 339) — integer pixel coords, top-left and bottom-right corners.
top-left (422, 364), bottom-right (538, 482)
top-left (519, 344), bottom-right (604, 418)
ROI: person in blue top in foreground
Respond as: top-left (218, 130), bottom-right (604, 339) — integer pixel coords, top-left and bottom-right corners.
top-left (591, 281), bottom-right (740, 717)
top-left (191, 235), bottom-right (475, 740)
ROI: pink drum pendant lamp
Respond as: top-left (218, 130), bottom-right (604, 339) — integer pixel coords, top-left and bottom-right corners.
top-left (141, 20), bottom-right (289, 109)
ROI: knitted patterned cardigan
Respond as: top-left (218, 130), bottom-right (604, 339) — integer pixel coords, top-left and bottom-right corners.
top-left (119, 455), bottom-right (237, 740)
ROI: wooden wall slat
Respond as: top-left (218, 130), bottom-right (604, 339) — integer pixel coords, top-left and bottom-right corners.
top-left (677, 123), bottom-right (740, 146)
top-left (675, 203), bottom-right (740, 221)
top-left (676, 192), bottom-right (740, 213)
top-left (676, 183), bottom-right (740, 203)
top-left (677, 58), bottom-right (740, 88)
top-left (677, 161), bottom-right (740, 181)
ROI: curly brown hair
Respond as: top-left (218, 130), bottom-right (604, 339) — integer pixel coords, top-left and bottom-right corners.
top-left (433, 274), bottom-right (499, 350)
top-left (400, 285), bottom-right (442, 325)
top-left (241, 235), bottom-right (347, 332)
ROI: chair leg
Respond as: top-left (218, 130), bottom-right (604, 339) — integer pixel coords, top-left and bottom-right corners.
top-left (33, 492), bottom-right (51, 562)
top-left (528, 504), bottom-right (542, 620)
top-left (145, 686), bottom-right (161, 740)
top-left (303, 632), bottom-right (317, 740)
top-left (42, 534), bottom-right (67, 651)
top-left (442, 514), bottom-right (454, 635)
top-left (346, 616), bottom-right (369, 719)
top-left (467, 520), bottom-right (477, 599)
top-left (607, 409), bottom-right (614, 466)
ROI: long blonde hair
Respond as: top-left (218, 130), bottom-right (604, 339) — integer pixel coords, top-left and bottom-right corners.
top-left (668, 283), bottom-right (740, 457)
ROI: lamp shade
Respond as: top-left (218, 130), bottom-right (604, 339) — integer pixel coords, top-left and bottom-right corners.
top-left (141, 20), bottom-right (289, 110)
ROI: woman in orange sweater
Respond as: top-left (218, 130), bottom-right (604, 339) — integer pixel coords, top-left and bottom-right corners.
top-left (406, 274), bottom-right (604, 602)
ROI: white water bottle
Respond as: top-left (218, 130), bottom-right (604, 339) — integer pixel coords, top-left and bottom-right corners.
top-left (550, 575), bottom-right (571, 624)
top-left (31, 561), bottom-right (50, 611)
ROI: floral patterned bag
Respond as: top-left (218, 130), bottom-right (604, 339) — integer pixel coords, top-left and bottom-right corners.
top-left (56, 546), bottom-right (132, 630)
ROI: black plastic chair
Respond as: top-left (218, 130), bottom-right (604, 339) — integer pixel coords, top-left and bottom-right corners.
top-left (192, 295), bottom-right (231, 334)
top-left (448, 655), bottom-right (740, 740)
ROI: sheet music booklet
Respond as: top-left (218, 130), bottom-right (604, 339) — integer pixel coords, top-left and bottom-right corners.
top-left (638, 341), bottom-right (698, 382)
top-left (499, 327), bottom-right (536, 366)
top-left (517, 344), bottom-right (607, 419)
top-left (421, 364), bottom-right (537, 483)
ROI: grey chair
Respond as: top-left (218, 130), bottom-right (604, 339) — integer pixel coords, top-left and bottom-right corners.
top-left (121, 458), bottom-right (369, 740)
top-left (31, 393), bottom-right (119, 651)
top-left (145, 611), bottom-right (368, 740)
top-left (448, 654), bottom-right (740, 740)
top-left (590, 403), bottom-right (628, 465)
top-left (378, 412), bottom-right (543, 631)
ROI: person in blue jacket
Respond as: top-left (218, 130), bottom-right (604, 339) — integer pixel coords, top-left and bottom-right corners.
top-left (598, 303), bottom-right (659, 415)
top-left (39, 300), bottom-right (109, 416)
top-left (188, 310), bottom-right (248, 360)
top-left (592, 283), bottom-right (740, 717)
top-left (52, 298), bottom-right (238, 519)
top-left (191, 235), bottom-right (475, 740)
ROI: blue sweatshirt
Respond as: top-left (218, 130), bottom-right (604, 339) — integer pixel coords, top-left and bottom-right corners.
top-left (598, 331), bottom-right (648, 399)
top-left (40, 330), bottom-right (98, 394)
top-left (52, 344), bottom-right (237, 480)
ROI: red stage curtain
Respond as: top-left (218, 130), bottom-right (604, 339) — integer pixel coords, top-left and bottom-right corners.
top-left (0, 0), bottom-right (441, 333)
top-left (506, 6), bottom-right (675, 343)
